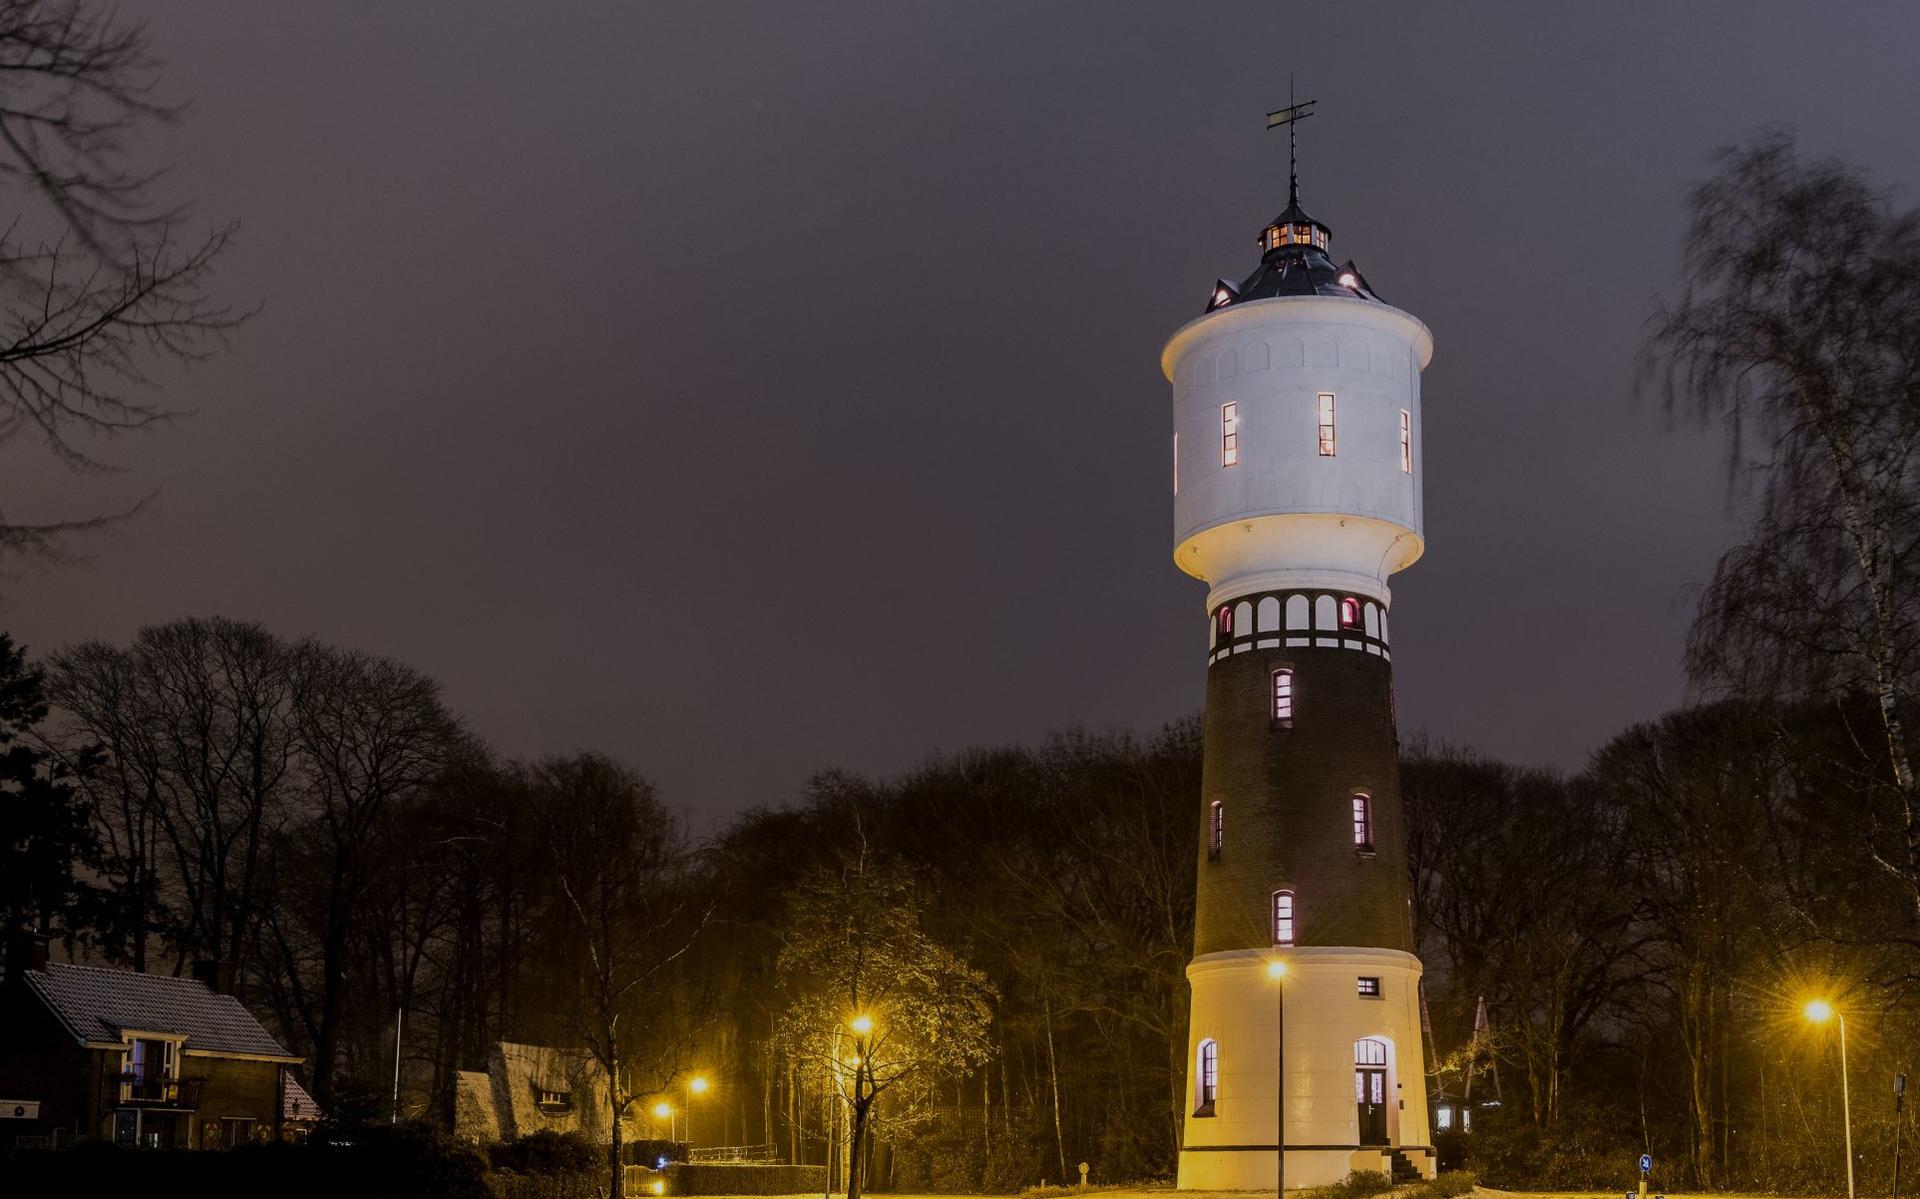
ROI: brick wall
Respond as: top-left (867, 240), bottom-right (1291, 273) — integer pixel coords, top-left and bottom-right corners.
top-left (1194, 641), bottom-right (1412, 956)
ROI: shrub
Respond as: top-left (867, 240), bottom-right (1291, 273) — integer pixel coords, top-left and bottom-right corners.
top-left (1405, 1170), bottom-right (1477, 1199)
top-left (489, 1130), bottom-right (602, 1176)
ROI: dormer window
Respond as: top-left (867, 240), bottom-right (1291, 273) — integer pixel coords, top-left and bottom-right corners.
top-left (534, 1086), bottom-right (573, 1112)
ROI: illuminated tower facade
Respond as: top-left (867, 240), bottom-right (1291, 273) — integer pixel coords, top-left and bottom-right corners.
top-left (1168, 161), bottom-right (1435, 1188)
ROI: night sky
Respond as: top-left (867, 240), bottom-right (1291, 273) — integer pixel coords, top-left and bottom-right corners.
top-left (5, 3), bottom-right (1918, 826)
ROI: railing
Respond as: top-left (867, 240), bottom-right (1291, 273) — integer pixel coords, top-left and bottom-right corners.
top-left (688, 1144), bottom-right (780, 1163)
top-left (118, 1073), bottom-right (205, 1108)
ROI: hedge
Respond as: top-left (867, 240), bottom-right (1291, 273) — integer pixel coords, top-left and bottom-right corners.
top-left (666, 1162), bottom-right (829, 1194)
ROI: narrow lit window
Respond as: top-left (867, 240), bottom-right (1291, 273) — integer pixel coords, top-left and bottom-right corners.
top-left (1216, 605), bottom-right (1233, 639)
top-left (1340, 596), bottom-right (1360, 627)
top-left (1173, 432), bottom-right (1179, 495)
top-left (1436, 1106), bottom-right (1453, 1131)
top-left (1221, 402), bottom-right (1239, 467)
top-left (1271, 668), bottom-right (1294, 726)
top-left (1196, 1039), bottom-right (1219, 1112)
top-left (1272, 890), bottom-right (1295, 946)
top-left (1352, 795), bottom-right (1373, 850)
top-left (1317, 393), bottom-right (1336, 456)
top-left (1399, 409), bottom-right (1412, 473)
top-left (1208, 801), bottom-right (1224, 859)
top-left (1357, 976), bottom-right (1382, 998)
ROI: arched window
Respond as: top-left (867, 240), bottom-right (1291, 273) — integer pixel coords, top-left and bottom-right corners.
top-left (1272, 890), bottom-right (1295, 946)
top-left (1340, 596), bottom-right (1361, 628)
top-left (1354, 1037), bottom-right (1387, 1066)
top-left (1352, 795), bottom-right (1373, 850)
top-left (1195, 1039), bottom-right (1219, 1113)
top-left (1216, 606), bottom-right (1233, 638)
top-left (1271, 668), bottom-right (1294, 726)
top-left (1208, 801), bottom-right (1224, 859)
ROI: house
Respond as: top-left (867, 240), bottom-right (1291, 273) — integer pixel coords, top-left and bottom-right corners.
top-left (455, 1041), bottom-right (647, 1146)
top-left (0, 935), bottom-right (312, 1149)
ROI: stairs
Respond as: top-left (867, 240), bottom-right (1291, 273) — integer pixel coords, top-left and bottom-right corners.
top-left (1389, 1149), bottom-right (1422, 1183)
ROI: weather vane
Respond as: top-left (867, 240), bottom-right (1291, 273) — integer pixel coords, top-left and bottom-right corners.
top-left (1266, 77), bottom-right (1317, 207)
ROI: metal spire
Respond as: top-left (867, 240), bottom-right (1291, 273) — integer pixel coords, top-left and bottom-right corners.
top-left (1266, 78), bottom-right (1317, 208)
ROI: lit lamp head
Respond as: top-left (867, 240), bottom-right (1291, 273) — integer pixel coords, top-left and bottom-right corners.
top-left (652, 1101), bottom-right (673, 1120)
top-left (688, 1076), bottom-right (710, 1096)
top-left (1804, 999), bottom-right (1835, 1024)
top-left (849, 1014), bottom-right (874, 1036)
top-left (1266, 960), bottom-right (1288, 980)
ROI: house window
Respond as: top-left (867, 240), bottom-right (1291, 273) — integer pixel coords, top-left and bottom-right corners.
top-left (221, 1117), bottom-right (257, 1147)
top-left (1357, 976), bottom-right (1382, 998)
top-left (1272, 890), bottom-right (1295, 945)
top-left (1195, 1039), bottom-right (1219, 1114)
top-left (534, 1087), bottom-right (573, 1111)
top-left (122, 1036), bottom-right (178, 1103)
top-left (1271, 668), bottom-right (1294, 725)
top-left (1436, 1105), bottom-right (1453, 1131)
top-left (1399, 409), bottom-right (1412, 473)
top-left (1221, 402), bottom-right (1239, 467)
top-left (1353, 795), bottom-right (1373, 850)
top-left (1340, 596), bottom-right (1360, 627)
top-left (1208, 801), bottom-right (1224, 859)
top-left (1317, 393), bottom-right (1336, 456)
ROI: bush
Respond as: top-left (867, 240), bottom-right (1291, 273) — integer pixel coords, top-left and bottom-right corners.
top-left (1293, 1170), bottom-right (1397, 1199)
top-left (488, 1130), bottom-right (602, 1176)
top-left (1406, 1170), bottom-right (1476, 1199)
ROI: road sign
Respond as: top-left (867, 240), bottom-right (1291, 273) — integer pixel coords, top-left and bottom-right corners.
top-left (1640, 1154), bottom-right (1653, 1174)
top-left (1, 1100), bottom-right (40, 1119)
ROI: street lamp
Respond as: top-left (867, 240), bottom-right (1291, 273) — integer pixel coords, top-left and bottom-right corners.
top-left (1267, 959), bottom-right (1288, 1196)
top-left (685, 1076), bottom-right (711, 1145)
top-left (652, 1100), bottom-right (676, 1142)
top-left (1804, 999), bottom-right (1855, 1199)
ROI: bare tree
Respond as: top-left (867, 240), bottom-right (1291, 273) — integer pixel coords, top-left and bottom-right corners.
top-left (266, 641), bottom-right (463, 1103)
top-left (1644, 130), bottom-right (1920, 923)
top-left (0, 1), bottom-right (242, 560)
top-left (525, 752), bottom-right (707, 1199)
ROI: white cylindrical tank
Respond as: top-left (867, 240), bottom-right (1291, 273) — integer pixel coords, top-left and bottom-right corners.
top-left (1165, 295), bottom-right (1434, 608)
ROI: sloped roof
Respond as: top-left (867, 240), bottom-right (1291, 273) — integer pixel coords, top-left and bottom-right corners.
top-left (282, 1073), bottom-right (324, 1122)
top-left (27, 963), bottom-right (299, 1061)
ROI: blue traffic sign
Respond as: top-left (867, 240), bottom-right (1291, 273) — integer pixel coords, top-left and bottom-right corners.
top-left (1639, 1154), bottom-right (1652, 1174)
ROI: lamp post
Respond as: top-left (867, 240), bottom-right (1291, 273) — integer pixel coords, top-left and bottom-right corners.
top-left (652, 1100), bottom-right (675, 1143)
top-left (1267, 959), bottom-right (1288, 1196)
top-left (1804, 999), bottom-right (1855, 1199)
top-left (686, 1076), bottom-right (710, 1147)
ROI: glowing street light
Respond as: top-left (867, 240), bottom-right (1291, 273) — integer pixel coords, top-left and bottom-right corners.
top-left (849, 1014), bottom-right (874, 1036)
top-left (1803, 998), bottom-right (1855, 1199)
top-left (688, 1075), bottom-right (710, 1096)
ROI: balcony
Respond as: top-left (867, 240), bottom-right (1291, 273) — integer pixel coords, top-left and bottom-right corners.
top-left (118, 1073), bottom-right (204, 1109)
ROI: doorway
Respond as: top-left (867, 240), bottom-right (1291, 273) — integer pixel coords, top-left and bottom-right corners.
top-left (1354, 1037), bottom-right (1388, 1145)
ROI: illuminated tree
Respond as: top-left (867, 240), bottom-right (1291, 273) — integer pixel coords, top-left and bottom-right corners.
top-left (776, 848), bottom-right (994, 1199)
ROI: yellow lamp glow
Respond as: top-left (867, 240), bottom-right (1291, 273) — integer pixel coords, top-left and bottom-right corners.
top-left (1266, 960), bottom-right (1287, 980)
top-left (651, 1182), bottom-right (666, 1196)
top-left (1804, 999), bottom-right (1835, 1024)
top-left (849, 1014), bottom-right (874, 1035)
top-left (689, 1076), bottom-right (710, 1095)
top-left (652, 1101), bottom-right (672, 1120)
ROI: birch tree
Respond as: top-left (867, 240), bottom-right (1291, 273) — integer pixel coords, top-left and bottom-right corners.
top-left (1645, 130), bottom-right (1920, 924)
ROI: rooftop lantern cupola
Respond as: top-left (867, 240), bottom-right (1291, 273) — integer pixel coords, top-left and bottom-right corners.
top-left (1203, 97), bottom-right (1382, 313)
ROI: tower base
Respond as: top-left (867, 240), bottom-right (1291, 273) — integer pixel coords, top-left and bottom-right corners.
top-left (1176, 948), bottom-right (1435, 1190)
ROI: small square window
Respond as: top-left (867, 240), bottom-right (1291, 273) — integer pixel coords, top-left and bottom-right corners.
top-left (1357, 976), bottom-right (1382, 998)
